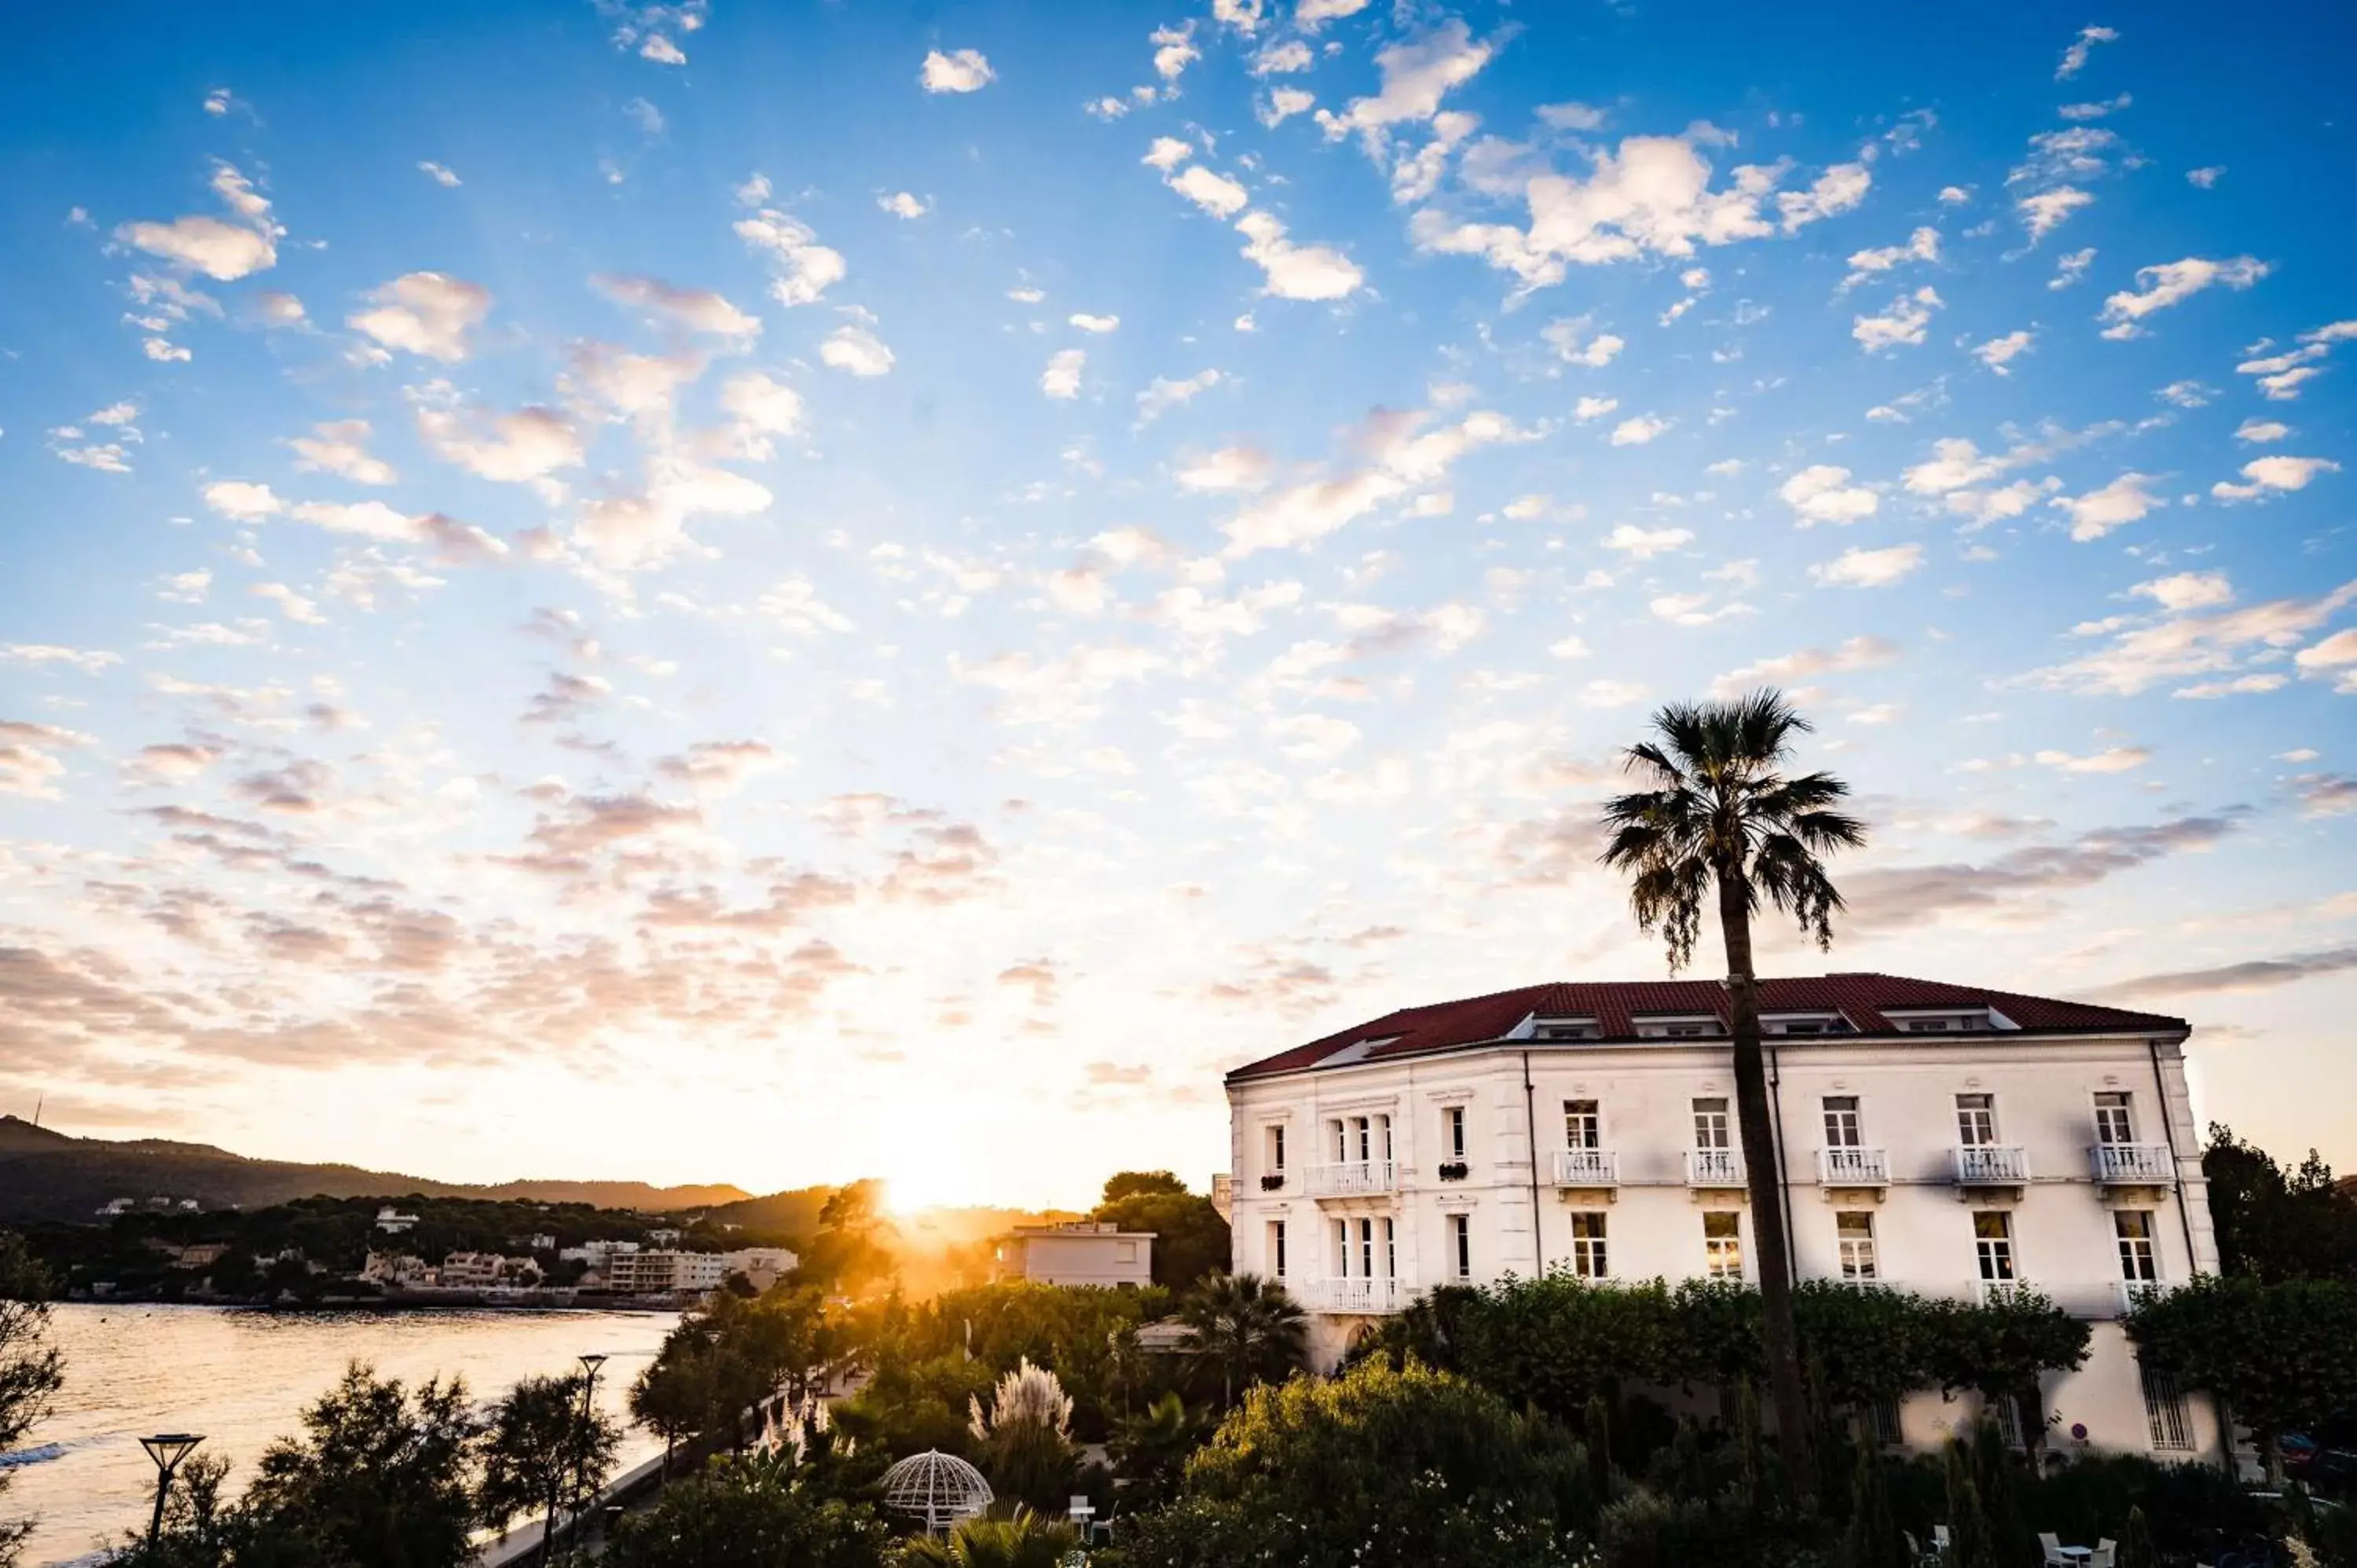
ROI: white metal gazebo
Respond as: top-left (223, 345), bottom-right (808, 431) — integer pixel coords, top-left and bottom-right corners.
top-left (879, 1449), bottom-right (994, 1537)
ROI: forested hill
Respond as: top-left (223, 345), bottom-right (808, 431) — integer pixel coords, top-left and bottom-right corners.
top-left (0, 1116), bottom-right (751, 1224)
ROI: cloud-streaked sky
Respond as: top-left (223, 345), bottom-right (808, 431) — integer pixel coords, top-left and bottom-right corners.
top-left (3, 0), bottom-right (2353, 1209)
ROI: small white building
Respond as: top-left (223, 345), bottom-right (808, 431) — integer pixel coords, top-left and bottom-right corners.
top-left (361, 1251), bottom-right (429, 1287)
top-left (373, 1207), bottom-right (420, 1233)
top-left (992, 1222), bottom-right (1155, 1288)
top-left (1223, 972), bottom-right (2227, 1465)
top-left (433, 1251), bottom-right (541, 1289)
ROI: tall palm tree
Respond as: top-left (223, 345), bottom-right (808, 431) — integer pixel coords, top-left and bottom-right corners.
top-left (1599, 689), bottom-right (1868, 1500)
top-left (1178, 1272), bottom-right (1308, 1408)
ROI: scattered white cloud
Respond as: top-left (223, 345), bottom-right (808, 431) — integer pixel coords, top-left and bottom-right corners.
top-left (1839, 226), bottom-right (1939, 291)
top-left (878, 192), bottom-right (930, 219)
top-left (1314, 18), bottom-right (1495, 147)
top-left (289, 419), bottom-right (396, 485)
top-left (1853, 286), bottom-right (1942, 352)
top-left (2051, 472), bottom-right (2165, 540)
top-left (1540, 318), bottom-right (1624, 367)
top-left (2018, 185), bottom-right (2094, 243)
top-left (2055, 25), bottom-right (2120, 81)
top-left (1041, 348), bottom-right (1086, 400)
top-left (2211, 456), bottom-right (2340, 503)
top-left (1974, 330), bottom-right (2035, 375)
top-left (1600, 525), bottom-right (1692, 559)
top-left (1135, 369), bottom-right (1221, 425)
top-left (733, 207), bottom-right (849, 307)
top-left (2049, 247), bottom-right (2096, 290)
top-left (1574, 396), bottom-right (1619, 422)
top-left (1608, 415), bottom-right (1668, 446)
top-left (2037, 746), bottom-right (2149, 774)
top-left (348, 272), bottom-right (492, 361)
top-left (1069, 313), bottom-right (1120, 334)
top-left (1234, 211), bottom-right (1363, 300)
top-left (640, 34), bottom-right (686, 64)
top-left (2099, 256), bottom-right (2268, 340)
top-left (1151, 21), bottom-right (1200, 82)
top-left (2234, 418), bottom-right (2291, 444)
top-left (418, 161), bottom-right (460, 187)
top-left (921, 49), bottom-right (995, 93)
top-left (821, 324), bottom-right (895, 376)
top-left (592, 273), bottom-right (761, 339)
top-left (2186, 167), bottom-right (2223, 189)
top-left (117, 162), bottom-right (282, 280)
top-left (2058, 93), bottom-right (2132, 120)
top-left (1812, 544), bottom-right (1925, 588)
top-left (1779, 464), bottom-right (1879, 525)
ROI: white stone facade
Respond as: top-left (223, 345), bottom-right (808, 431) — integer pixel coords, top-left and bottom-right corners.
top-left (1224, 981), bottom-right (2227, 1464)
top-left (992, 1222), bottom-right (1156, 1288)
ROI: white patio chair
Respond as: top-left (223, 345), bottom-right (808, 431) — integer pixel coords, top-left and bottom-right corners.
top-left (1932, 1523), bottom-right (1952, 1556)
top-left (2088, 1540), bottom-right (2116, 1568)
top-left (2040, 1532), bottom-right (2070, 1566)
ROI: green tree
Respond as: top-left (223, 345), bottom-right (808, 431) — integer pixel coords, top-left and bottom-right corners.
top-left (1600, 690), bottom-right (1868, 1500)
top-left (794, 1181), bottom-right (897, 1299)
top-left (896, 1510), bottom-right (1080, 1568)
top-left (0, 1234), bottom-right (64, 1568)
top-left (1177, 1273), bottom-right (1306, 1408)
top-left (603, 1449), bottom-right (890, 1568)
top-left (235, 1362), bottom-right (480, 1568)
top-left (2201, 1125), bottom-right (2357, 1282)
top-left (1919, 1291), bottom-right (2090, 1463)
top-left (1837, 1442), bottom-right (1907, 1568)
top-left (2125, 1273), bottom-right (2357, 1482)
top-left (1090, 1189), bottom-right (1230, 1293)
top-left (1099, 1172), bottom-right (1187, 1204)
top-left (631, 1340), bottom-right (716, 1475)
top-left (478, 1372), bottom-right (621, 1562)
top-left (1106, 1358), bottom-right (1590, 1568)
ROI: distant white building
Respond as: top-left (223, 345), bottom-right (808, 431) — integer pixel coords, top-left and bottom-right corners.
top-left (558, 1238), bottom-right (640, 1265)
top-left (604, 1247), bottom-right (797, 1295)
top-left (373, 1207), bottom-right (420, 1233)
top-left (992, 1223), bottom-right (1155, 1288)
top-left (1224, 973), bottom-right (2227, 1465)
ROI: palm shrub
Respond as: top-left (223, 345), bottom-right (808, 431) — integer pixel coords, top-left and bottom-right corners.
top-left (896, 1509), bottom-right (1080, 1568)
top-left (1176, 1272), bottom-right (1306, 1407)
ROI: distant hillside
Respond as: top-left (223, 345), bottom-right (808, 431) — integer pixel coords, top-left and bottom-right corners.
top-left (0, 1116), bottom-right (751, 1225)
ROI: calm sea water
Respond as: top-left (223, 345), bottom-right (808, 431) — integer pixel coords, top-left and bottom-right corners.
top-left (4, 1303), bottom-right (679, 1567)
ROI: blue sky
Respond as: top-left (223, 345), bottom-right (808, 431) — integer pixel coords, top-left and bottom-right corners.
top-left (2, 0), bottom-right (2353, 1208)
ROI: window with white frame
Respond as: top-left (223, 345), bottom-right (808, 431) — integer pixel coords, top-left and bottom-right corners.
top-left (2094, 1091), bottom-right (2136, 1145)
top-left (1377, 1114), bottom-right (1393, 1163)
top-left (1956, 1093), bottom-right (1998, 1147)
top-left (1823, 1095), bottom-right (1862, 1148)
top-left (2115, 1211), bottom-right (2158, 1282)
top-left (1358, 1218), bottom-right (1375, 1280)
top-left (1449, 1213), bottom-right (1472, 1281)
top-left (1564, 1099), bottom-right (1600, 1149)
top-left (1332, 1219), bottom-right (1350, 1277)
top-left (1703, 1211), bottom-right (1743, 1280)
top-left (1269, 1220), bottom-right (1287, 1280)
top-left (1570, 1212), bottom-right (1609, 1278)
top-left (1382, 1217), bottom-right (1396, 1280)
top-left (1266, 1123), bottom-right (1286, 1174)
top-left (1973, 1211), bottom-right (2016, 1282)
top-left (1443, 1104), bottom-right (1468, 1161)
top-left (1692, 1097), bottom-right (1732, 1149)
top-left (1836, 1211), bottom-right (1879, 1280)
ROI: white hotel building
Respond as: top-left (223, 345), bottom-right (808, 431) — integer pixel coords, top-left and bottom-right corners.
top-left (1223, 973), bottom-right (2228, 1463)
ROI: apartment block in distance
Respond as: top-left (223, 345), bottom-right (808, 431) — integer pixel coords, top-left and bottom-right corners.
top-left (992, 1222), bottom-right (1155, 1288)
top-left (1222, 973), bottom-right (2223, 1463)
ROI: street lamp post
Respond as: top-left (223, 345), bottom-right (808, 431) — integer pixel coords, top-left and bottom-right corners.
top-left (567, 1354), bottom-right (607, 1564)
top-left (138, 1434), bottom-right (205, 1544)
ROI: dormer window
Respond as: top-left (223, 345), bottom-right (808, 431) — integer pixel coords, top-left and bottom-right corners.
top-left (1886, 1007), bottom-right (2007, 1034)
top-left (1532, 1015), bottom-right (1600, 1042)
top-left (1635, 1013), bottom-right (1724, 1039)
top-left (1764, 1012), bottom-right (1850, 1037)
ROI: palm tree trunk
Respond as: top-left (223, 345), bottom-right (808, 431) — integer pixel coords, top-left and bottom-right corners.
top-left (1717, 866), bottom-right (1817, 1500)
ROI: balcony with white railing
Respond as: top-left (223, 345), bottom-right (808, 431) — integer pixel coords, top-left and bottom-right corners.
top-left (1952, 1145), bottom-right (2030, 1185)
top-left (1816, 1147), bottom-right (1890, 1187)
top-left (1554, 1148), bottom-right (1620, 1189)
top-left (1974, 1277), bottom-right (2033, 1306)
top-left (1299, 1277), bottom-right (1405, 1314)
top-left (1685, 1148), bottom-right (1747, 1188)
top-left (2089, 1143), bottom-right (2176, 1186)
top-left (2117, 1277), bottom-right (2174, 1317)
top-left (1305, 1160), bottom-right (1397, 1199)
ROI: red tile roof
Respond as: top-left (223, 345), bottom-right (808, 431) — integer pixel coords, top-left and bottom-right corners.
top-left (1226, 972), bottom-right (2188, 1081)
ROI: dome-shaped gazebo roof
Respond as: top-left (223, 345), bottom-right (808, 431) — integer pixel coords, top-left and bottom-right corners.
top-left (879, 1449), bottom-right (993, 1535)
